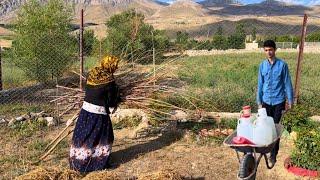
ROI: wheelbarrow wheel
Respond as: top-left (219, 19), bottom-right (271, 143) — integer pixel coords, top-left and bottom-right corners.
top-left (239, 154), bottom-right (256, 180)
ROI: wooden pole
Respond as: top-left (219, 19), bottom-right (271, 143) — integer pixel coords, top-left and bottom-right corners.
top-left (79, 9), bottom-right (84, 90)
top-left (99, 40), bottom-right (102, 60)
top-left (0, 46), bottom-right (2, 91)
top-left (294, 14), bottom-right (308, 104)
top-left (151, 31), bottom-right (155, 87)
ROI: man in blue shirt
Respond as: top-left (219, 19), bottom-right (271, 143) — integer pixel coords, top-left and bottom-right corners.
top-left (257, 40), bottom-right (294, 163)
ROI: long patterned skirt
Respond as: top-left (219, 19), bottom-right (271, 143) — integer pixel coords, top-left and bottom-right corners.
top-left (69, 109), bottom-right (114, 172)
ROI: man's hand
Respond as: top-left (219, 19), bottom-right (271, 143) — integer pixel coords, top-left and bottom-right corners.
top-left (286, 103), bottom-right (292, 111)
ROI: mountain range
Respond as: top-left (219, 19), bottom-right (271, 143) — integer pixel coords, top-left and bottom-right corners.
top-left (1, 0), bottom-right (320, 38)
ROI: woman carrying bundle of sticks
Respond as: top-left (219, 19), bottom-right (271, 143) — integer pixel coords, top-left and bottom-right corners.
top-left (69, 55), bottom-right (120, 172)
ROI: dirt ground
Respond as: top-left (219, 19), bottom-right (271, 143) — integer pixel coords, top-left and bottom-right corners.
top-left (0, 116), bottom-right (313, 180)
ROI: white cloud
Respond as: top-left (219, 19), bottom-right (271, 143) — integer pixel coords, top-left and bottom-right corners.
top-left (279, 0), bottom-right (320, 6)
top-left (306, 0), bottom-right (320, 5)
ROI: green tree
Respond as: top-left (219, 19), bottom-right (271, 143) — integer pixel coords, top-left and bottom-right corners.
top-left (106, 9), bottom-right (169, 63)
top-left (175, 31), bottom-right (190, 50)
top-left (212, 26), bottom-right (227, 50)
top-left (82, 29), bottom-right (97, 56)
top-left (236, 23), bottom-right (246, 39)
top-left (187, 39), bottom-right (198, 49)
top-left (92, 38), bottom-right (109, 58)
top-left (196, 40), bottom-right (212, 50)
top-left (217, 26), bottom-right (223, 36)
top-left (228, 23), bottom-right (246, 49)
top-left (306, 31), bottom-right (320, 42)
top-left (12, 0), bottom-right (76, 82)
top-left (212, 35), bottom-right (227, 50)
top-left (252, 27), bottom-right (257, 41)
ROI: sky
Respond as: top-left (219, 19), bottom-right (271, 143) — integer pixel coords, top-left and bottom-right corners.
top-left (160, 0), bottom-right (320, 6)
top-left (241, 0), bottom-right (320, 5)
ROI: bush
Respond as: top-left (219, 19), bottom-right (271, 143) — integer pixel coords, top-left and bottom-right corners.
top-left (282, 105), bottom-right (312, 133)
top-left (212, 35), bottom-right (228, 50)
top-left (175, 31), bottom-right (190, 50)
top-left (291, 121), bottom-right (320, 171)
top-left (105, 9), bottom-right (170, 63)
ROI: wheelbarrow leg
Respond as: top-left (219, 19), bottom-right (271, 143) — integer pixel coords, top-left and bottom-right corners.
top-left (264, 154), bottom-right (276, 169)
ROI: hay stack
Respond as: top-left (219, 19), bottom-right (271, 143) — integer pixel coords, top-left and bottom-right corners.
top-left (138, 169), bottom-right (182, 180)
top-left (82, 170), bottom-right (121, 180)
top-left (16, 167), bottom-right (81, 180)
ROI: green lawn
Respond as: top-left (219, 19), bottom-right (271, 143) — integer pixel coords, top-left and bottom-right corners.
top-left (2, 52), bottom-right (320, 115)
top-left (1, 56), bottom-right (99, 89)
top-left (174, 52), bottom-right (320, 114)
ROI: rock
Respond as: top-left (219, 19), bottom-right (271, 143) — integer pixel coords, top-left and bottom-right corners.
top-left (15, 116), bottom-right (25, 121)
top-left (8, 119), bottom-right (16, 126)
top-left (30, 111), bottom-right (45, 119)
top-left (0, 118), bottom-right (7, 124)
top-left (111, 108), bottom-right (148, 124)
top-left (227, 129), bottom-right (234, 135)
top-left (128, 121), bottom-right (151, 139)
top-left (37, 117), bottom-right (46, 124)
top-left (44, 117), bottom-right (56, 127)
top-left (22, 113), bottom-right (31, 120)
top-left (171, 110), bottom-right (187, 122)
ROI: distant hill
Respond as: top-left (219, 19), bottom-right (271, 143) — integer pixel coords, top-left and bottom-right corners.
top-left (1, 0), bottom-right (320, 39)
top-left (152, 0), bottom-right (210, 18)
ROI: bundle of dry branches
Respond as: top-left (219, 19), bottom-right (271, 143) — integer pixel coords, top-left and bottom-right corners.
top-left (40, 50), bottom-right (217, 162)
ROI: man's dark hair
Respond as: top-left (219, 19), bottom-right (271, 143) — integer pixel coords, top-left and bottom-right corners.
top-left (263, 40), bottom-right (276, 49)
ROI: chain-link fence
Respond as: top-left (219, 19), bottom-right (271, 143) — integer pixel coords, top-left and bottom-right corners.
top-left (1, 1), bottom-right (320, 116)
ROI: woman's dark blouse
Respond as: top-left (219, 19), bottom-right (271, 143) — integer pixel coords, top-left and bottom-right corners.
top-left (84, 81), bottom-right (119, 114)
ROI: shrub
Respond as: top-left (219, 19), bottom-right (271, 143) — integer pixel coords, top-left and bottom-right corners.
top-left (282, 105), bottom-right (311, 133)
top-left (291, 121), bottom-right (320, 171)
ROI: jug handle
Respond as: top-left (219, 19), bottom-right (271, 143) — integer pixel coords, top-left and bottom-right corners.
top-left (239, 110), bottom-right (243, 118)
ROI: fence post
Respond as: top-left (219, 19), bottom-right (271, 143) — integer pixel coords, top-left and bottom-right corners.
top-left (153, 47), bottom-right (156, 87)
top-left (79, 9), bottom-right (84, 90)
top-left (151, 31), bottom-right (156, 87)
top-left (99, 40), bottom-right (102, 60)
top-left (0, 46), bottom-right (2, 91)
top-left (294, 14), bottom-right (308, 104)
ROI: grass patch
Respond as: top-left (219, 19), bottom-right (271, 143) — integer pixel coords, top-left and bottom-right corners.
top-left (0, 103), bottom-right (53, 118)
top-left (71, 56), bottom-right (99, 72)
top-left (27, 139), bottom-right (50, 152)
top-left (2, 58), bottom-right (31, 89)
top-left (9, 119), bottom-right (48, 138)
top-left (1, 56), bottom-right (99, 89)
top-left (175, 52), bottom-right (320, 114)
top-left (113, 115), bottom-right (142, 129)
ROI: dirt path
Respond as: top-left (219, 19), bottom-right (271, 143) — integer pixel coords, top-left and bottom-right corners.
top-left (0, 120), bottom-right (308, 180)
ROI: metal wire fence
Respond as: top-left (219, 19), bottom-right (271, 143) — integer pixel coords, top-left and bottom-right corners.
top-left (1, 5), bottom-right (320, 116)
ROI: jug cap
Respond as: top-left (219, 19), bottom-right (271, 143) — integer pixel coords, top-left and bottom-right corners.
top-left (241, 106), bottom-right (251, 118)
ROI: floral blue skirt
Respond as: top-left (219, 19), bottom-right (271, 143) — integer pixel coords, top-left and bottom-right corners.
top-left (69, 109), bottom-right (114, 172)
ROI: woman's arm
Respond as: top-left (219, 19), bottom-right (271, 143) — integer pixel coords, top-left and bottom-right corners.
top-left (105, 81), bottom-right (120, 112)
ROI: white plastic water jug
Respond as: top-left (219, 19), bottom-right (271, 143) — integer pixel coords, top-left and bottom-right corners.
top-left (252, 109), bottom-right (274, 145)
top-left (257, 108), bottom-right (277, 140)
top-left (237, 116), bottom-right (254, 142)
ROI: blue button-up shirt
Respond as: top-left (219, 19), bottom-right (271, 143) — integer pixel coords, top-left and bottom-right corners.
top-left (257, 58), bottom-right (294, 106)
